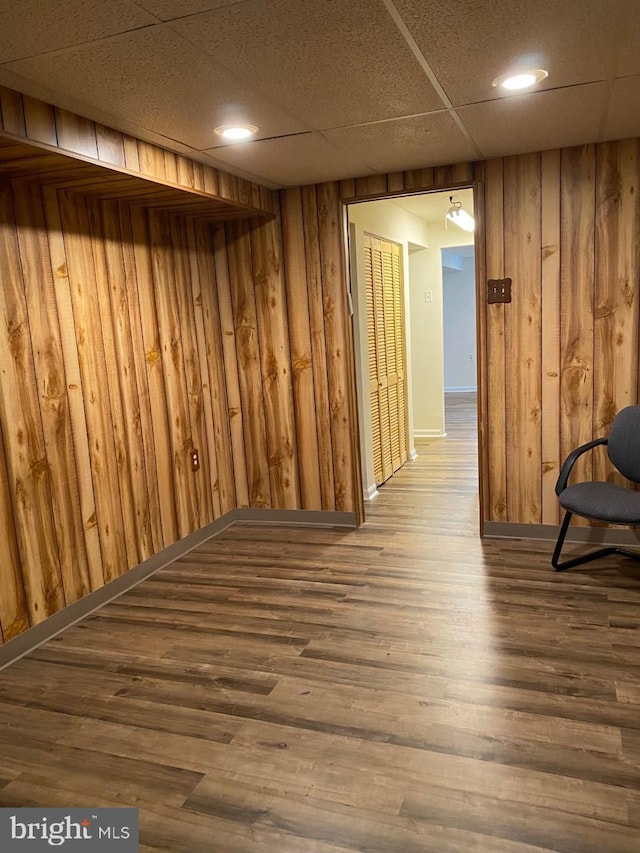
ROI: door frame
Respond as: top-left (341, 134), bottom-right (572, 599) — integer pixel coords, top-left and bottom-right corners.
top-left (340, 181), bottom-right (487, 533)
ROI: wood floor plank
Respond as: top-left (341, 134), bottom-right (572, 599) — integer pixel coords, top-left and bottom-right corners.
top-left (1, 393), bottom-right (640, 851)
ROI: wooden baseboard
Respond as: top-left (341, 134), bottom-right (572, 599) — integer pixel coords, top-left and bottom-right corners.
top-left (484, 521), bottom-right (640, 546)
top-left (0, 509), bottom-right (356, 671)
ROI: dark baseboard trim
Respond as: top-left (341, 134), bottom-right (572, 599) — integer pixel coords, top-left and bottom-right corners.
top-left (230, 508), bottom-right (357, 527)
top-left (0, 509), bottom-right (356, 671)
top-left (484, 521), bottom-right (640, 546)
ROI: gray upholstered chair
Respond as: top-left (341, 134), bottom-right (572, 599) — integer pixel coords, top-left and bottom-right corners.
top-left (552, 405), bottom-right (640, 570)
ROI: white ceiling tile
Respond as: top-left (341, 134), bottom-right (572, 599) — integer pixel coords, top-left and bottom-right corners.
top-left (134, 0), bottom-right (240, 20)
top-left (203, 132), bottom-right (375, 187)
top-left (170, 0), bottom-right (444, 130)
top-left (392, 0), bottom-right (632, 107)
top-left (6, 26), bottom-right (308, 150)
top-left (0, 0), bottom-right (638, 186)
top-left (458, 83), bottom-right (608, 158)
top-left (0, 0), bottom-right (156, 63)
top-left (324, 112), bottom-right (477, 173)
top-left (602, 76), bottom-right (640, 142)
top-left (614, 9), bottom-right (640, 77)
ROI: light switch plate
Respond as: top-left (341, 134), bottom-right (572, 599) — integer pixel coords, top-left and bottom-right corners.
top-left (487, 278), bottom-right (512, 304)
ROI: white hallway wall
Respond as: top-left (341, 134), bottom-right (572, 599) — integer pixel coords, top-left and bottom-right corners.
top-left (443, 253), bottom-right (477, 391)
top-left (410, 221), bottom-right (476, 437)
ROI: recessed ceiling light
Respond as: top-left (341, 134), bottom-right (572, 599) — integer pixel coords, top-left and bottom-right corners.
top-left (492, 69), bottom-right (548, 91)
top-left (214, 124), bottom-right (259, 141)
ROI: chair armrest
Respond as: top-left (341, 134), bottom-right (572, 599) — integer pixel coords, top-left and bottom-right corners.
top-left (555, 437), bottom-right (608, 496)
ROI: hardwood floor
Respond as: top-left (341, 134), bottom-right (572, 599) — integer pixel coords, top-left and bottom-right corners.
top-left (2, 392), bottom-right (640, 851)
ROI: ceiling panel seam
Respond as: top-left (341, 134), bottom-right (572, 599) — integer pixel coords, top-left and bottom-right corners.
top-left (380, 0), bottom-right (482, 160)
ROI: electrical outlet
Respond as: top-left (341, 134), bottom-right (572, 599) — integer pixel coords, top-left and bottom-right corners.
top-left (190, 448), bottom-right (200, 471)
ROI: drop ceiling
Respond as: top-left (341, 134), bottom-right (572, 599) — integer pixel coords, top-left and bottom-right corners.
top-left (0, 0), bottom-right (638, 189)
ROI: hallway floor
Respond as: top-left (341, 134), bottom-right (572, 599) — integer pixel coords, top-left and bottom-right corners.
top-left (1, 394), bottom-right (640, 851)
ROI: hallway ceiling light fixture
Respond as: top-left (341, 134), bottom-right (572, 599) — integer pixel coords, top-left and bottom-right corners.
top-left (445, 196), bottom-right (475, 232)
top-left (492, 68), bottom-right (548, 91)
top-left (214, 124), bottom-right (259, 141)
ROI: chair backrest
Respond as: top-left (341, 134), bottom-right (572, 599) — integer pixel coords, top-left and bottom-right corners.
top-left (607, 405), bottom-right (640, 483)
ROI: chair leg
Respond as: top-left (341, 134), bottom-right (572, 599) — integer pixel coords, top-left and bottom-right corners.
top-left (552, 509), bottom-right (640, 571)
top-left (552, 511), bottom-right (573, 570)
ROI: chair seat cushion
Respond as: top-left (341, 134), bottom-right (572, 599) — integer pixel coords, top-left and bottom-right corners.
top-left (559, 481), bottom-right (640, 524)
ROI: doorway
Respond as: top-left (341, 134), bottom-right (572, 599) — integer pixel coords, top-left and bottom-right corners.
top-left (347, 188), bottom-right (478, 507)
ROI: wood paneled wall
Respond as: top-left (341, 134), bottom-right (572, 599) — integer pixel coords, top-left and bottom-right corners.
top-left (0, 177), bottom-right (358, 644)
top-left (478, 140), bottom-right (640, 526)
top-left (290, 141), bottom-right (640, 531)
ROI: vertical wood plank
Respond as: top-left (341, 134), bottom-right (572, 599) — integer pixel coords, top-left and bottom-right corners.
top-left (251, 213), bottom-right (300, 509)
top-left (339, 179), bottom-right (356, 201)
top-left (594, 138), bottom-right (640, 488)
top-left (169, 214), bottom-right (213, 528)
top-left (0, 87), bottom-right (26, 136)
top-left (212, 223), bottom-right (249, 508)
top-left (259, 186), bottom-right (274, 214)
top-left (251, 182), bottom-right (262, 210)
top-left (225, 220), bottom-right (271, 507)
top-left (192, 220), bottom-right (236, 514)
top-left (354, 175), bottom-right (388, 199)
top-left (86, 198), bottom-right (139, 568)
top-left (23, 96), bottom-right (57, 145)
top-left (281, 188), bottom-right (322, 509)
top-left (185, 217), bottom-right (221, 520)
top-left (219, 172), bottom-right (239, 204)
top-left (163, 152), bottom-right (179, 184)
top-left (176, 156), bottom-right (194, 188)
top-left (193, 162), bottom-right (205, 192)
top-left (128, 206), bottom-right (178, 547)
top-left (317, 181), bottom-right (356, 512)
top-left (96, 199), bottom-right (156, 561)
top-left (138, 141), bottom-right (166, 179)
top-left (147, 210), bottom-right (199, 536)
top-left (123, 137), bottom-right (141, 172)
top-left (483, 159), bottom-right (507, 521)
top-left (301, 185), bottom-right (335, 510)
top-left (95, 125), bottom-right (126, 167)
top-left (41, 187), bottom-right (104, 591)
top-left (118, 204), bottom-right (164, 552)
top-left (386, 173), bottom-right (404, 194)
top-left (540, 150), bottom-right (562, 524)
top-left (54, 109), bottom-right (99, 158)
top-left (203, 167), bottom-right (220, 197)
top-left (434, 162), bottom-right (474, 187)
top-left (58, 189), bottom-right (129, 581)
top-left (0, 421), bottom-right (30, 641)
top-left (236, 178), bottom-right (253, 207)
top-left (560, 145), bottom-right (596, 508)
top-left (0, 180), bottom-right (65, 622)
top-left (503, 153), bottom-right (542, 524)
top-left (14, 180), bottom-right (92, 603)
top-left (403, 168), bottom-right (434, 192)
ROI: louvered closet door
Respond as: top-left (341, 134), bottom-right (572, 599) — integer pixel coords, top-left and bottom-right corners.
top-left (364, 234), bottom-right (408, 486)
